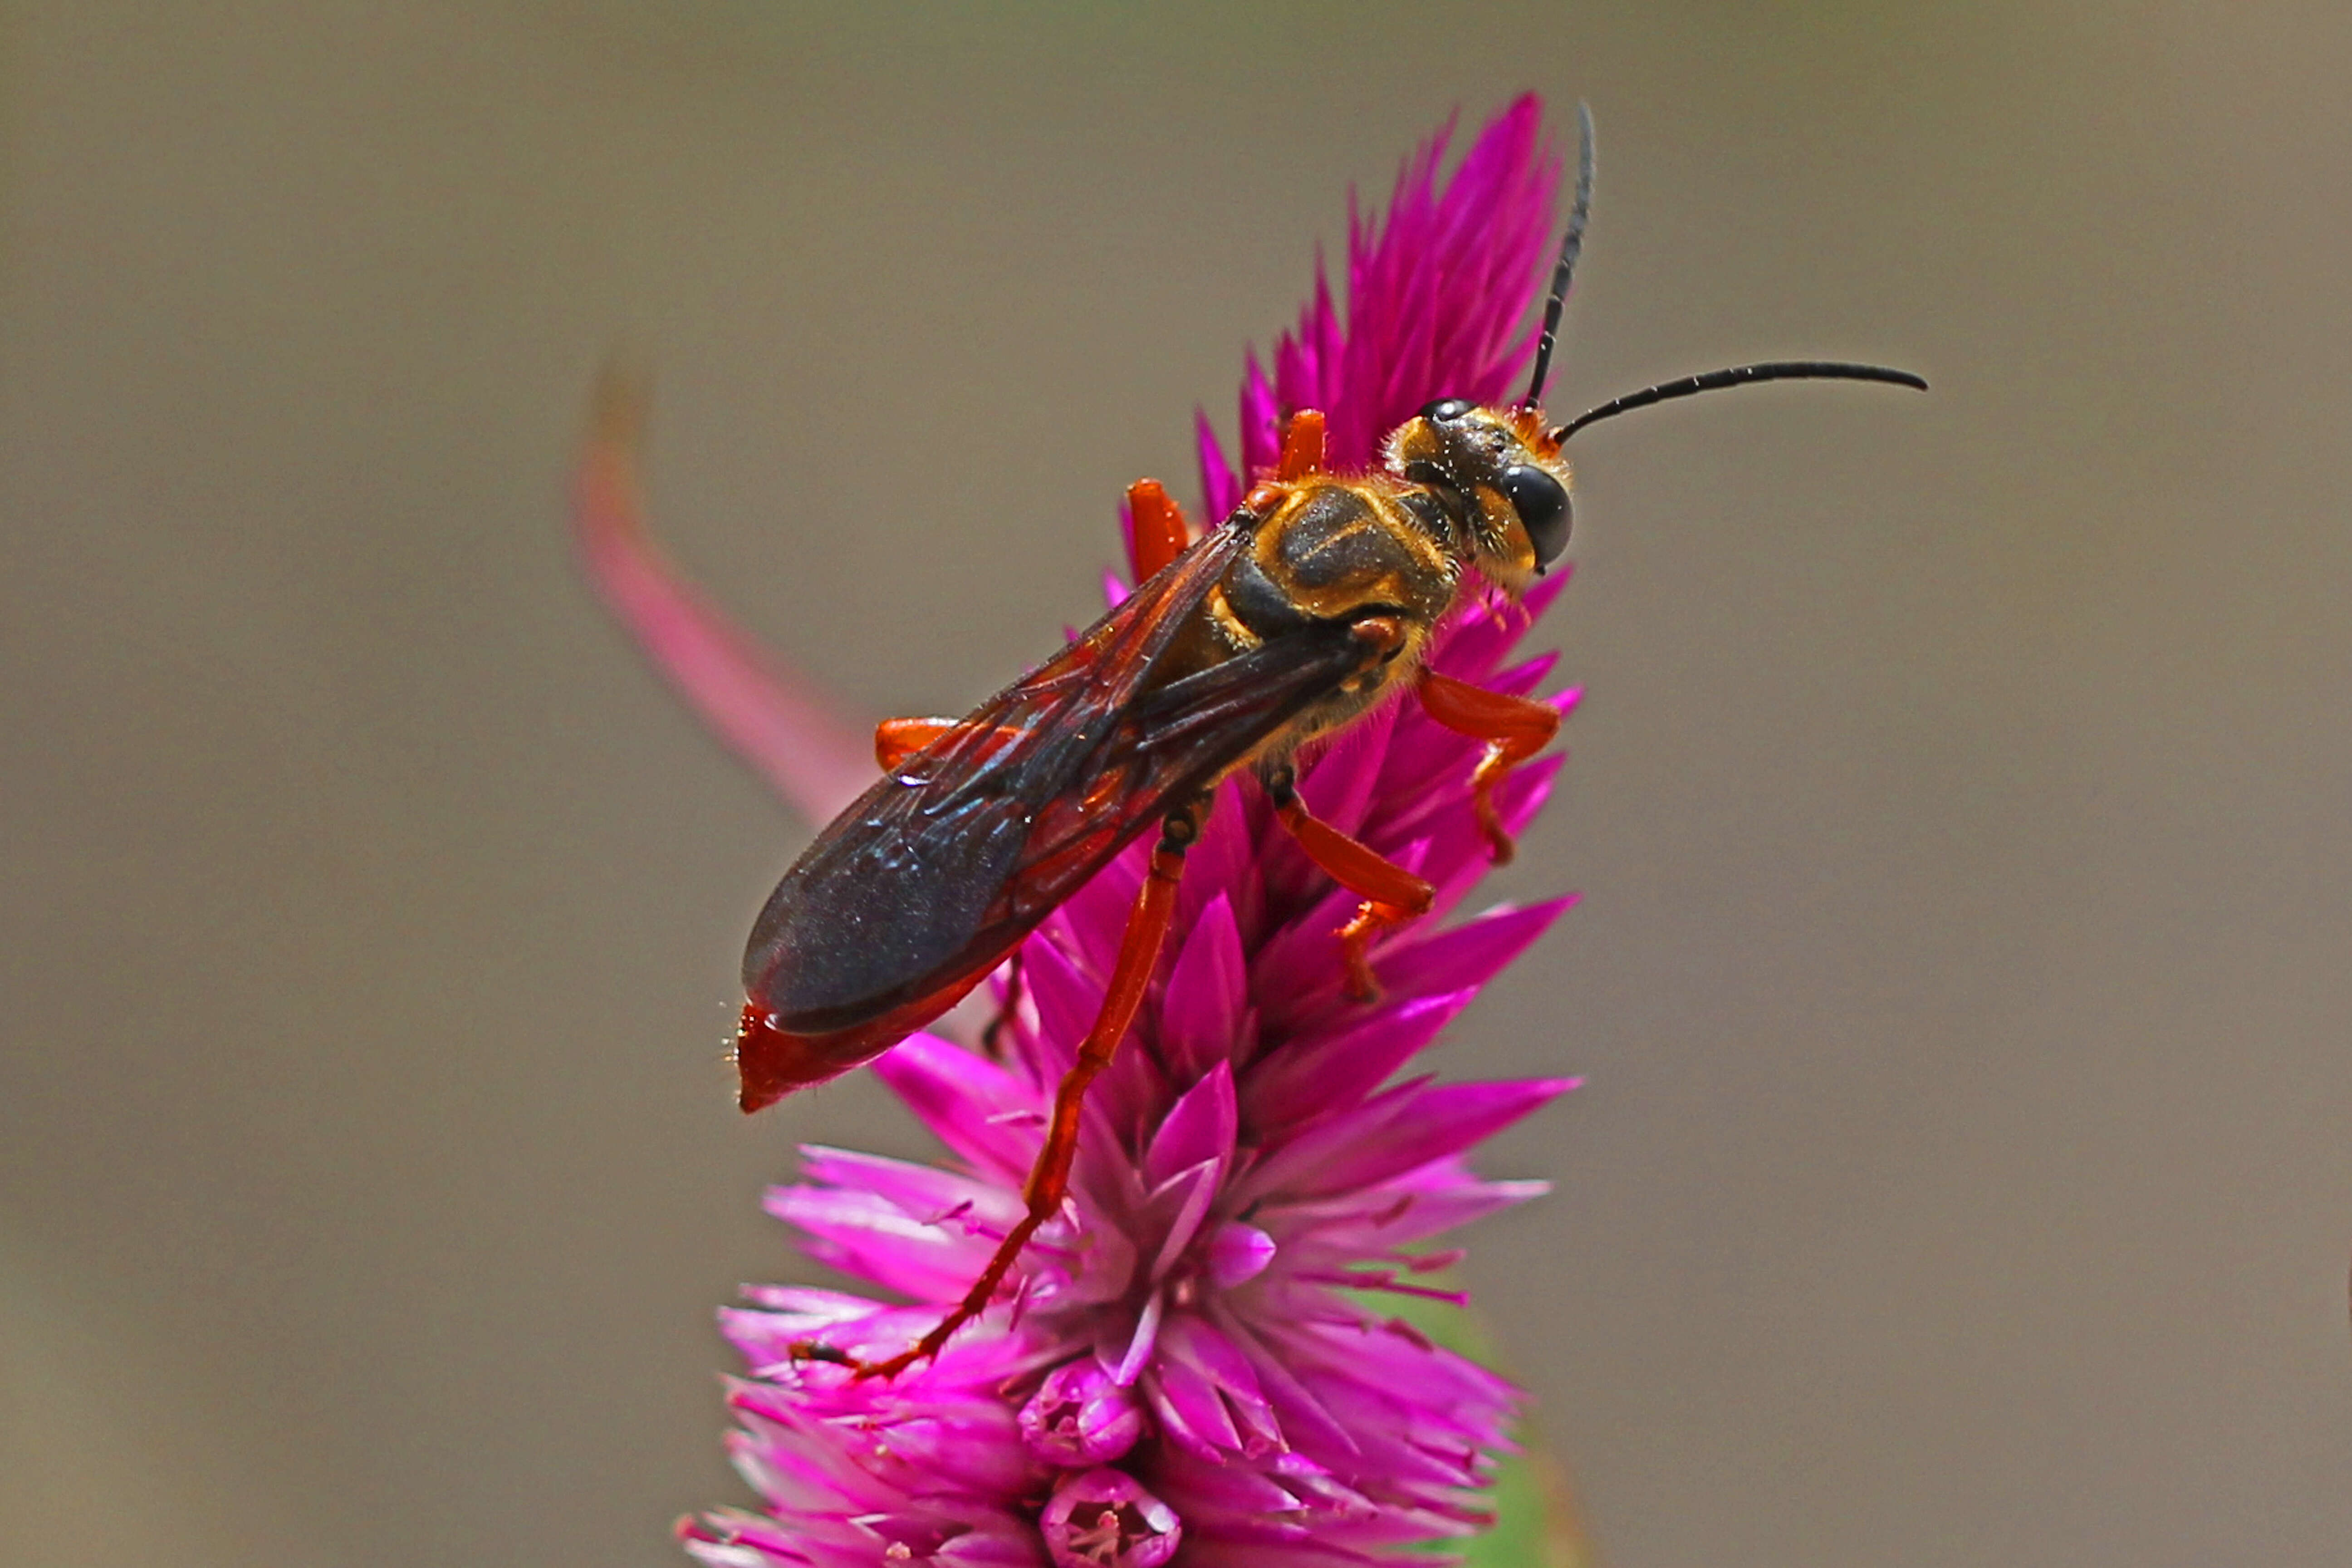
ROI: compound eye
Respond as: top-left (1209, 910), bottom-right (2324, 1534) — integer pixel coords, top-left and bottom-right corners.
top-left (1500, 463), bottom-right (1571, 563)
top-left (1418, 397), bottom-right (1475, 423)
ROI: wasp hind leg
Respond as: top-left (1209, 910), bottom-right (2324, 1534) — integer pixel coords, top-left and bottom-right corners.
top-left (873, 716), bottom-right (958, 772)
top-left (1265, 764), bottom-right (1435, 1003)
top-left (1416, 670), bottom-right (1562, 864)
top-left (851, 800), bottom-right (1205, 1381)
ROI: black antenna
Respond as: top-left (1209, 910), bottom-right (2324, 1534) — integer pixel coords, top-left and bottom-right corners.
top-left (1553, 360), bottom-right (1927, 441)
top-left (1522, 101), bottom-right (1597, 409)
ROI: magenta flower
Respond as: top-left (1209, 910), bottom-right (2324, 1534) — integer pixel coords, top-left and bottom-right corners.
top-left (583, 96), bottom-right (1586, 1568)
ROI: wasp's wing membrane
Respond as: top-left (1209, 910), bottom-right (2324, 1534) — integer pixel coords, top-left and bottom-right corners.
top-left (1002, 615), bottom-right (1372, 919)
top-left (748, 516), bottom-right (1334, 1038)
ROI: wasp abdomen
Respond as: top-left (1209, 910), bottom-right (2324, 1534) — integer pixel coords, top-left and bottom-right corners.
top-left (744, 789), bottom-right (1029, 1031)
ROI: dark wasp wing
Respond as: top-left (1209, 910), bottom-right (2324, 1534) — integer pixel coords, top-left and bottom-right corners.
top-left (742, 517), bottom-right (1248, 1038)
top-left (741, 515), bottom-right (1371, 1054)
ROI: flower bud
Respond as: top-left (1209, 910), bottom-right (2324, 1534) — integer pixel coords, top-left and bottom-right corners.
top-left (1017, 1359), bottom-right (1144, 1465)
top-left (1039, 1467), bottom-right (1181, 1568)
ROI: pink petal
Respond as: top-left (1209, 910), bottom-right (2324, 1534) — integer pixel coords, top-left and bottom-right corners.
top-left (1365, 1175), bottom-right (1552, 1245)
top-left (764, 1184), bottom-right (997, 1301)
top-left (1146, 1356), bottom-right (1246, 1460)
top-left (1023, 932), bottom-right (1106, 1069)
top-left (571, 374), bottom-right (872, 823)
top-left (1144, 1313), bottom-right (1268, 1458)
top-left (1172, 783), bottom-right (1265, 941)
top-left (794, 1146), bottom-right (1017, 1228)
top-left (1242, 1076), bottom-right (1574, 1202)
top-left (1142, 1157), bottom-right (1224, 1284)
top-left (1205, 1221), bottom-right (1277, 1289)
top-left (1428, 563), bottom-right (1571, 681)
top-left (1194, 408), bottom-right (1240, 521)
top-left (1252, 837), bottom-right (1436, 1014)
top-left (1155, 897), bottom-right (1250, 1081)
top-left (1371, 897), bottom-right (1576, 1000)
top-left (1206, 1302), bottom-right (1360, 1459)
top-left (1239, 351), bottom-right (1279, 482)
top-left (1245, 989), bottom-right (1477, 1130)
top-left (1113, 1288), bottom-right (1166, 1384)
top-left (1412, 757), bottom-right (1566, 921)
top-left (1293, 691), bottom-right (1401, 837)
top-left (870, 1034), bottom-right (1039, 1186)
top-left (1144, 1060), bottom-right (1239, 1188)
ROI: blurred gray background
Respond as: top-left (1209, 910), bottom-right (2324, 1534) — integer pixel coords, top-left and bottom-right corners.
top-left (5, 3), bottom-right (2349, 1564)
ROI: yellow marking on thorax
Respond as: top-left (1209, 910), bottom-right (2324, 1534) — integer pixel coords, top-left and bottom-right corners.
top-left (1203, 583), bottom-right (1262, 652)
top-left (1257, 482), bottom-right (1457, 624)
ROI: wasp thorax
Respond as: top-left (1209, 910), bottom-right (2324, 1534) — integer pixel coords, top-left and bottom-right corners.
top-left (1385, 398), bottom-right (1574, 587)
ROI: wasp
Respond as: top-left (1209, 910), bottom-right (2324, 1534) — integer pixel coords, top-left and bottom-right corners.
top-left (731, 110), bottom-right (1922, 1378)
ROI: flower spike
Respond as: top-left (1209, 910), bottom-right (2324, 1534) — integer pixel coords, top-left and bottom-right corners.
top-left (676, 99), bottom-right (1585, 1568)
top-left (570, 363), bottom-right (873, 824)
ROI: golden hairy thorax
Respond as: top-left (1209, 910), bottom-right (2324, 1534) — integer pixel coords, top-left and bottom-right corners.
top-left (1250, 481), bottom-right (1458, 623)
top-left (1147, 399), bottom-right (1574, 762)
top-left (1161, 478), bottom-right (1446, 657)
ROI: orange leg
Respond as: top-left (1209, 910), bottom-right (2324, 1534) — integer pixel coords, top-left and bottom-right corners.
top-left (1277, 408), bottom-right (1327, 480)
top-left (1416, 670), bottom-right (1562, 864)
top-left (853, 805), bottom-right (1200, 1380)
top-left (1243, 407), bottom-right (1332, 517)
top-left (877, 718), bottom-right (1043, 775)
top-left (1266, 765), bottom-right (1434, 1003)
top-left (1124, 479), bottom-right (1191, 581)
top-left (873, 716), bottom-right (957, 772)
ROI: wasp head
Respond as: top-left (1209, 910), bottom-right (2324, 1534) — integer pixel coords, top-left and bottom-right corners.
top-left (1383, 398), bottom-right (1573, 590)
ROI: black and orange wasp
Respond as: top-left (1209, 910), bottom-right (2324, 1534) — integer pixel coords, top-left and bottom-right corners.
top-left (730, 108), bottom-right (1923, 1377)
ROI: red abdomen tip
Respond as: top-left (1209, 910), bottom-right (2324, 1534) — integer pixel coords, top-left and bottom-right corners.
top-left (734, 1001), bottom-right (832, 1112)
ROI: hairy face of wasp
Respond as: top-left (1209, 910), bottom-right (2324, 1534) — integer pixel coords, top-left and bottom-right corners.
top-left (1382, 397), bottom-right (1574, 590)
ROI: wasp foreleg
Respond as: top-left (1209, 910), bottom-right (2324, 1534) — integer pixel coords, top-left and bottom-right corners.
top-left (1244, 407), bottom-right (1331, 516)
top-left (1416, 670), bottom-right (1562, 864)
top-left (854, 801), bottom-right (1203, 1380)
top-left (1124, 479), bottom-right (1191, 582)
top-left (1264, 764), bottom-right (1435, 1003)
top-left (1277, 408), bottom-right (1327, 479)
